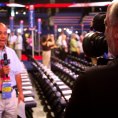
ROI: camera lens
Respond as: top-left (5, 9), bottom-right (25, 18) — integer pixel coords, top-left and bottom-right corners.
top-left (82, 32), bottom-right (108, 57)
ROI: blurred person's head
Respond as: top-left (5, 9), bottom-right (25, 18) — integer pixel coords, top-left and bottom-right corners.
top-left (80, 31), bottom-right (87, 42)
top-left (0, 23), bottom-right (8, 49)
top-left (75, 34), bottom-right (80, 41)
top-left (50, 34), bottom-right (54, 40)
top-left (11, 31), bottom-right (15, 35)
top-left (104, 1), bottom-right (118, 57)
top-left (71, 33), bottom-right (77, 39)
top-left (92, 13), bottom-right (106, 33)
top-left (41, 35), bottom-right (48, 43)
top-left (17, 32), bottom-right (21, 36)
top-left (25, 33), bottom-right (29, 38)
top-left (60, 30), bottom-right (65, 35)
top-left (82, 31), bottom-right (87, 36)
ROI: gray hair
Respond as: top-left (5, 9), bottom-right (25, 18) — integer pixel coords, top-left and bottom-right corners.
top-left (109, 1), bottom-right (118, 26)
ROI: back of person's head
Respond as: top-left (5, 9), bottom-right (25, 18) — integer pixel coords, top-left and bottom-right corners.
top-left (71, 33), bottom-right (76, 39)
top-left (11, 31), bottom-right (15, 35)
top-left (41, 35), bottom-right (48, 43)
top-left (25, 33), bottom-right (29, 38)
top-left (82, 31), bottom-right (87, 36)
top-left (105, 1), bottom-right (118, 57)
top-left (92, 13), bottom-right (106, 33)
top-left (109, 2), bottom-right (118, 26)
top-left (60, 30), bottom-right (65, 35)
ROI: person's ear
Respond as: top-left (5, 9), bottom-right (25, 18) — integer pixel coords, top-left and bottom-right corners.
top-left (114, 28), bottom-right (118, 39)
top-left (114, 34), bottom-right (118, 38)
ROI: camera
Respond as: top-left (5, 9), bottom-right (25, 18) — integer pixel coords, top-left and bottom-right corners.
top-left (83, 32), bottom-right (108, 58)
top-left (82, 13), bottom-right (108, 58)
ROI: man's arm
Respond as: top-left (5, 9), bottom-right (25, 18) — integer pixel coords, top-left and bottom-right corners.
top-left (15, 73), bottom-right (24, 103)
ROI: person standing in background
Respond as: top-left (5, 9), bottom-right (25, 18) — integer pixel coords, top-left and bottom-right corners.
top-left (56, 30), bottom-right (67, 48)
top-left (56, 30), bottom-right (68, 60)
top-left (26, 34), bottom-right (33, 48)
top-left (26, 34), bottom-right (33, 56)
top-left (77, 32), bottom-right (85, 59)
top-left (70, 33), bottom-right (80, 57)
top-left (8, 31), bottom-right (17, 50)
top-left (41, 34), bottom-right (55, 69)
top-left (14, 32), bottom-right (23, 60)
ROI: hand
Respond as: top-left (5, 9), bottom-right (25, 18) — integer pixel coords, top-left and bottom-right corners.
top-left (65, 48), bottom-right (68, 52)
top-left (1, 65), bottom-right (10, 75)
top-left (18, 92), bottom-right (24, 103)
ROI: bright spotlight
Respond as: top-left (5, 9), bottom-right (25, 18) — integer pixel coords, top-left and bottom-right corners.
top-left (58, 28), bottom-right (62, 32)
top-left (7, 29), bottom-right (11, 33)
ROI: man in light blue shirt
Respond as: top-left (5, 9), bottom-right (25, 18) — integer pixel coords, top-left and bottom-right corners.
top-left (0, 23), bottom-right (24, 118)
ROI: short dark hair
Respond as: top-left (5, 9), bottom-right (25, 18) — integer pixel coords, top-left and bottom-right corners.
top-left (92, 13), bottom-right (106, 33)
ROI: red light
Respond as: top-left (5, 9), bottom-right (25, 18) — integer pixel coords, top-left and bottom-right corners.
top-left (20, 20), bottom-right (24, 24)
top-left (38, 18), bottom-right (41, 22)
top-left (10, 16), bottom-right (14, 20)
top-left (25, 2), bottom-right (111, 8)
top-left (29, 5), bottom-right (34, 10)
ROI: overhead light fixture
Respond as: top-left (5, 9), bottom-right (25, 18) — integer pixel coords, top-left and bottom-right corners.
top-left (69, 2), bottom-right (111, 7)
top-left (7, 3), bottom-right (25, 7)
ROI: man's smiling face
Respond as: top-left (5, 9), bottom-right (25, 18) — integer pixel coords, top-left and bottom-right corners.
top-left (0, 23), bottom-right (8, 50)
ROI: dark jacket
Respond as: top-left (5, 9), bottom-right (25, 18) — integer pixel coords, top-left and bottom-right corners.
top-left (64, 58), bottom-right (118, 118)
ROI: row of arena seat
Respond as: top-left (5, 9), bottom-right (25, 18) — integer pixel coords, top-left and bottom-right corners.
top-left (51, 57), bottom-right (79, 89)
top-left (51, 55), bottom-right (93, 89)
top-left (20, 62), bottom-right (37, 118)
top-left (67, 55), bottom-right (92, 69)
top-left (30, 59), bottom-right (72, 118)
top-left (52, 56), bottom-right (82, 74)
top-left (26, 55), bottom-right (92, 117)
